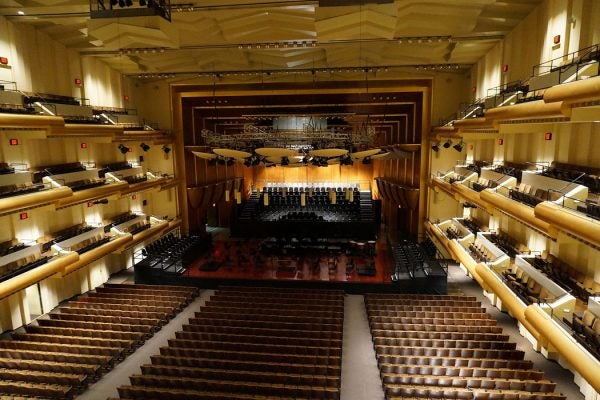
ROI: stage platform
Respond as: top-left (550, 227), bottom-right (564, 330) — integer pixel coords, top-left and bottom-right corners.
top-left (134, 234), bottom-right (448, 294)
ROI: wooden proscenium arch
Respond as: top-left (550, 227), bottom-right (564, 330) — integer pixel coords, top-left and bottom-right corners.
top-left (171, 78), bottom-right (431, 239)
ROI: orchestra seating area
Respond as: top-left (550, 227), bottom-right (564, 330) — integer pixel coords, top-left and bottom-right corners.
top-left (111, 286), bottom-right (344, 400)
top-left (233, 186), bottom-right (377, 239)
top-left (391, 241), bottom-right (439, 281)
top-left (255, 186), bottom-right (362, 221)
top-left (365, 294), bottom-right (567, 400)
top-left (0, 283), bottom-right (197, 399)
top-left (135, 233), bottom-right (210, 275)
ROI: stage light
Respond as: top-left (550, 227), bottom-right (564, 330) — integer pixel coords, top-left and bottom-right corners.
top-left (341, 154), bottom-right (354, 165)
top-left (431, 142), bottom-right (440, 152)
top-left (118, 0), bottom-right (125, 7)
top-left (443, 139), bottom-right (452, 148)
top-left (362, 156), bottom-right (372, 165)
top-left (162, 145), bottom-right (171, 154)
top-left (139, 0), bottom-right (146, 5)
top-left (453, 140), bottom-right (464, 152)
top-left (140, 142), bottom-right (150, 152)
top-left (281, 157), bottom-right (289, 166)
top-left (118, 144), bottom-right (129, 154)
top-left (125, 0), bottom-right (133, 6)
top-left (226, 158), bottom-right (234, 166)
top-left (110, 0), bottom-right (118, 5)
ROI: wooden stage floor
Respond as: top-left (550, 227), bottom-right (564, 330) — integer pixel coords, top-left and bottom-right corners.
top-left (183, 238), bottom-right (394, 285)
top-left (135, 228), bottom-right (447, 294)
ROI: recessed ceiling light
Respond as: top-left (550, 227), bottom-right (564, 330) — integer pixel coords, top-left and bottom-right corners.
top-left (17, 10), bottom-right (25, 15)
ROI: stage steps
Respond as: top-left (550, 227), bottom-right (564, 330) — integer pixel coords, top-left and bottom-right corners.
top-left (359, 191), bottom-right (374, 221)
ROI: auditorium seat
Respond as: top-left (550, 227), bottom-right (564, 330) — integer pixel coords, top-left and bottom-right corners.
top-left (111, 286), bottom-right (343, 400)
top-left (0, 284), bottom-right (196, 398)
top-left (366, 294), bottom-right (566, 400)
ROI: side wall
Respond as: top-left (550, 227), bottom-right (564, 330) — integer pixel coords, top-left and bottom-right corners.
top-left (471, 0), bottom-right (600, 99)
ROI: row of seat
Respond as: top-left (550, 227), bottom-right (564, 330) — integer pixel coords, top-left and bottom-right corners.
top-left (111, 286), bottom-right (344, 400)
top-left (571, 310), bottom-right (600, 357)
top-left (461, 218), bottom-right (484, 234)
top-left (472, 177), bottom-right (498, 192)
top-left (488, 232), bottom-right (528, 259)
top-left (136, 233), bottom-right (206, 275)
top-left (367, 304), bottom-right (485, 313)
top-left (0, 283), bottom-right (197, 399)
top-left (385, 384), bottom-right (566, 400)
top-left (373, 338), bottom-right (515, 350)
top-left (366, 294), bottom-right (566, 400)
top-left (469, 242), bottom-right (495, 263)
top-left (509, 183), bottom-right (561, 207)
top-left (504, 267), bottom-right (551, 305)
top-left (529, 255), bottom-right (600, 302)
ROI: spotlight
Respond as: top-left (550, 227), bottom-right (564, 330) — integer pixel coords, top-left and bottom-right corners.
top-left (243, 158), bottom-right (251, 167)
top-left (431, 142), bottom-right (440, 152)
top-left (162, 145), bottom-right (171, 154)
top-left (207, 158), bottom-right (217, 166)
top-left (118, 0), bottom-right (125, 7)
top-left (341, 154), bottom-right (354, 165)
top-left (443, 139), bottom-right (453, 148)
top-left (118, 144), bottom-right (129, 154)
top-left (139, 0), bottom-right (146, 5)
top-left (93, 199), bottom-right (109, 205)
top-left (453, 140), bottom-right (465, 152)
top-left (217, 156), bottom-right (226, 165)
top-left (226, 158), bottom-right (234, 166)
top-left (281, 156), bottom-right (289, 166)
top-left (140, 142), bottom-right (150, 152)
top-left (110, 0), bottom-right (118, 5)
top-left (125, 0), bottom-right (133, 6)
top-left (362, 156), bottom-right (372, 165)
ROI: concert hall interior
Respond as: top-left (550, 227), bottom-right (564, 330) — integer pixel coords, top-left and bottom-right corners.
top-left (0, 1), bottom-right (600, 399)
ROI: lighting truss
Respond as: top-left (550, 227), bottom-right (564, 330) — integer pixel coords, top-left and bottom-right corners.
top-left (201, 123), bottom-right (376, 150)
top-left (90, 0), bottom-right (172, 21)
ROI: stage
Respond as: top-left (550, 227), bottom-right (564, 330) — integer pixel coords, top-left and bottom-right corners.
top-left (134, 230), bottom-right (448, 294)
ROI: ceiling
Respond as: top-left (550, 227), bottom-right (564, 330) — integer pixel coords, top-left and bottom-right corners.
top-left (0, 0), bottom-right (543, 77)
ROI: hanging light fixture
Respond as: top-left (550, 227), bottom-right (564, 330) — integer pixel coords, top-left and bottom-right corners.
top-left (453, 140), bottom-right (465, 152)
